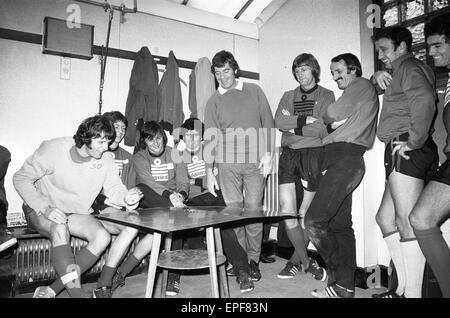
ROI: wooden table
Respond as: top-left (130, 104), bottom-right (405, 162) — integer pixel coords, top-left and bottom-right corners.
top-left (97, 206), bottom-right (278, 298)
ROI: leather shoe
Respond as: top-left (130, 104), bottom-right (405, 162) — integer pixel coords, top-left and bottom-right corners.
top-left (259, 253), bottom-right (275, 263)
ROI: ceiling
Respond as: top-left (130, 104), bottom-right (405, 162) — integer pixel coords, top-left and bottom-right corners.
top-left (78, 0), bottom-right (287, 39)
top-left (166, 0), bottom-right (275, 23)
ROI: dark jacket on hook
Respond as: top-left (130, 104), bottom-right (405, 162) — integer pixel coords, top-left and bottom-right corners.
top-left (124, 46), bottom-right (160, 147)
top-left (158, 50), bottom-right (184, 129)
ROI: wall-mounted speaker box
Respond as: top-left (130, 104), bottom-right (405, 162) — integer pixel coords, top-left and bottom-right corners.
top-left (42, 17), bottom-right (94, 60)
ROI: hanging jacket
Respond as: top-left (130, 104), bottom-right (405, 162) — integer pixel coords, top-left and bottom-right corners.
top-left (189, 69), bottom-right (197, 118)
top-left (195, 57), bottom-right (216, 122)
top-left (124, 46), bottom-right (160, 147)
top-left (158, 51), bottom-right (184, 129)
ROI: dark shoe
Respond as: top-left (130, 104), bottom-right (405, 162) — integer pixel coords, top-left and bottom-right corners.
top-left (166, 272), bottom-right (180, 296)
top-left (260, 254), bottom-right (276, 263)
top-left (277, 261), bottom-right (300, 279)
top-left (304, 258), bottom-right (327, 281)
top-left (249, 260), bottom-right (262, 282)
top-left (312, 283), bottom-right (355, 298)
top-left (236, 270), bottom-right (254, 293)
top-left (93, 286), bottom-right (112, 298)
top-left (0, 227), bottom-right (17, 252)
top-left (372, 289), bottom-right (405, 298)
top-left (111, 271), bottom-right (126, 293)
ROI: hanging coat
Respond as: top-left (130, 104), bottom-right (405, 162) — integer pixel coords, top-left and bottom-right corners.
top-left (188, 69), bottom-right (197, 118)
top-left (195, 57), bottom-right (216, 122)
top-left (124, 46), bottom-right (160, 147)
top-left (158, 51), bottom-right (184, 129)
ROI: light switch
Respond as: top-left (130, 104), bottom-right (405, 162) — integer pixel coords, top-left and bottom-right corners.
top-left (60, 57), bottom-right (71, 80)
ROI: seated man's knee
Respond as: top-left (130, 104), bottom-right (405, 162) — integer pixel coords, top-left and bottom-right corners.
top-left (50, 223), bottom-right (70, 243)
top-left (284, 218), bottom-right (298, 229)
top-left (94, 228), bottom-right (111, 249)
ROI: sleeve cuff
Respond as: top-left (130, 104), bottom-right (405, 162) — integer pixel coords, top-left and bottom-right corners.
top-left (162, 190), bottom-right (173, 199)
top-left (297, 115), bottom-right (307, 129)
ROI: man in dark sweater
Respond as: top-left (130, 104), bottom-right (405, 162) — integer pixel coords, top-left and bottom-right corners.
top-left (0, 145), bottom-right (16, 253)
top-left (373, 26), bottom-right (438, 298)
top-left (306, 53), bottom-right (379, 298)
top-left (409, 13), bottom-right (450, 298)
top-left (204, 50), bottom-right (275, 292)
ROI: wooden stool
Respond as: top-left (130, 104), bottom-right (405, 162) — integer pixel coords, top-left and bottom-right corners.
top-left (157, 227), bottom-right (229, 298)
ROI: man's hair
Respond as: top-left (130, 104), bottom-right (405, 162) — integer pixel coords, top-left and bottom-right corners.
top-left (73, 115), bottom-right (115, 148)
top-left (331, 53), bottom-right (363, 77)
top-left (291, 53), bottom-right (321, 83)
top-left (373, 26), bottom-right (413, 52)
top-left (181, 117), bottom-right (204, 138)
top-left (102, 111), bottom-right (128, 128)
top-left (425, 12), bottom-right (450, 42)
top-left (139, 121), bottom-right (168, 149)
top-left (210, 50), bottom-right (240, 78)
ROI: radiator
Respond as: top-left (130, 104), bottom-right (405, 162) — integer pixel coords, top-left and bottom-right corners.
top-left (13, 234), bottom-right (146, 285)
top-left (263, 152), bottom-right (280, 217)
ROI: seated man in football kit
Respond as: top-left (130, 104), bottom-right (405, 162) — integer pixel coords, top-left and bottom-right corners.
top-left (110, 120), bottom-right (189, 297)
top-left (409, 12), bottom-right (450, 298)
top-left (274, 53), bottom-right (333, 281)
top-left (177, 117), bottom-right (257, 293)
top-left (13, 115), bottom-right (143, 298)
top-left (38, 111), bottom-right (138, 298)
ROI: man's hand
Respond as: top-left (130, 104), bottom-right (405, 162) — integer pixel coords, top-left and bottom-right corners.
top-left (169, 192), bottom-right (185, 208)
top-left (259, 152), bottom-right (273, 178)
top-left (207, 168), bottom-right (220, 197)
top-left (43, 206), bottom-right (67, 224)
top-left (306, 116), bottom-right (318, 125)
top-left (392, 141), bottom-right (412, 160)
top-left (373, 71), bottom-right (393, 90)
top-left (331, 118), bottom-right (348, 129)
top-left (125, 187), bottom-right (144, 206)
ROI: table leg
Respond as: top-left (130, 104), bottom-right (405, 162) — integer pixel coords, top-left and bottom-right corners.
top-left (145, 232), bottom-right (161, 298)
top-left (160, 233), bottom-right (172, 298)
top-left (214, 227), bottom-right (229, 298)
top-left (206, 226), bottom-right (219, 298)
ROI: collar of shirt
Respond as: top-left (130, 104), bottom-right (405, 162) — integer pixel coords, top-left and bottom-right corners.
top-left (218, 79), bottom-right (243, 95)
top-left (391, 52), bottom-right (414, 73)
top-left (69, 146), bottom-right (94, 163)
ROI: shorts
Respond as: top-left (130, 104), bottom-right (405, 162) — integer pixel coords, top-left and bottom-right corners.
top-left (278, 146), bottom-right (324, 191)
top-left (431, 159), bottom-right (450, 186)
top-left (384, 132), bottom-right (439, 181)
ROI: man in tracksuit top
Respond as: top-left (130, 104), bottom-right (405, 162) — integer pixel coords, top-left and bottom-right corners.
top-left (409, 13), bottom-right (450, 298)
top-left (113, 121), bottom-right (190, 297)
top-left (13, 115), bottom-right (143, 298)
top-left (372, 26), bottom-right (438, 298)
top-left (306, 53), bottom-right (379, 298)
top-left (275, 53), bottom-right (333, 281)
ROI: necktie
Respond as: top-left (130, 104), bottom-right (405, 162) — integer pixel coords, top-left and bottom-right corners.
top-left (445, 73), bottom-right (450, 108)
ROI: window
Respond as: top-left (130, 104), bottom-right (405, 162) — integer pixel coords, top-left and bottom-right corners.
top-left (375, 0), bottom-right (450, 88)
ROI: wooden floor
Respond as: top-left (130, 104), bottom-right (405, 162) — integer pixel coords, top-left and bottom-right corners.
top-left (15, 255), bottom-right (387, 298)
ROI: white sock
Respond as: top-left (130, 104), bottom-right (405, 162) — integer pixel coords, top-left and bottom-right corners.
top-left (384, 232), bottom-right (406, 295)
top-left (401, 239), bottom-right (425, 298)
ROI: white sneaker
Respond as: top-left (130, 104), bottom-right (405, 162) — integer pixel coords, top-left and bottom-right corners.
top-left (33, 286), bottom-right (56, 298)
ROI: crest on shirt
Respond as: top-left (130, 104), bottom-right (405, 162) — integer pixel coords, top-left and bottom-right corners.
top-left (187, 156), bottom-right (206, 179)
top-left (151, 158), bottom-right (174, 182)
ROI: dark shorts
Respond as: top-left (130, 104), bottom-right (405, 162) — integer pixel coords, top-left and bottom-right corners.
top-left (384, 132), bottom-right (439, 181)
top-left (278, 146), bottom-right (324, 191)
top-left (431, 159), bottom-right (450, 186)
